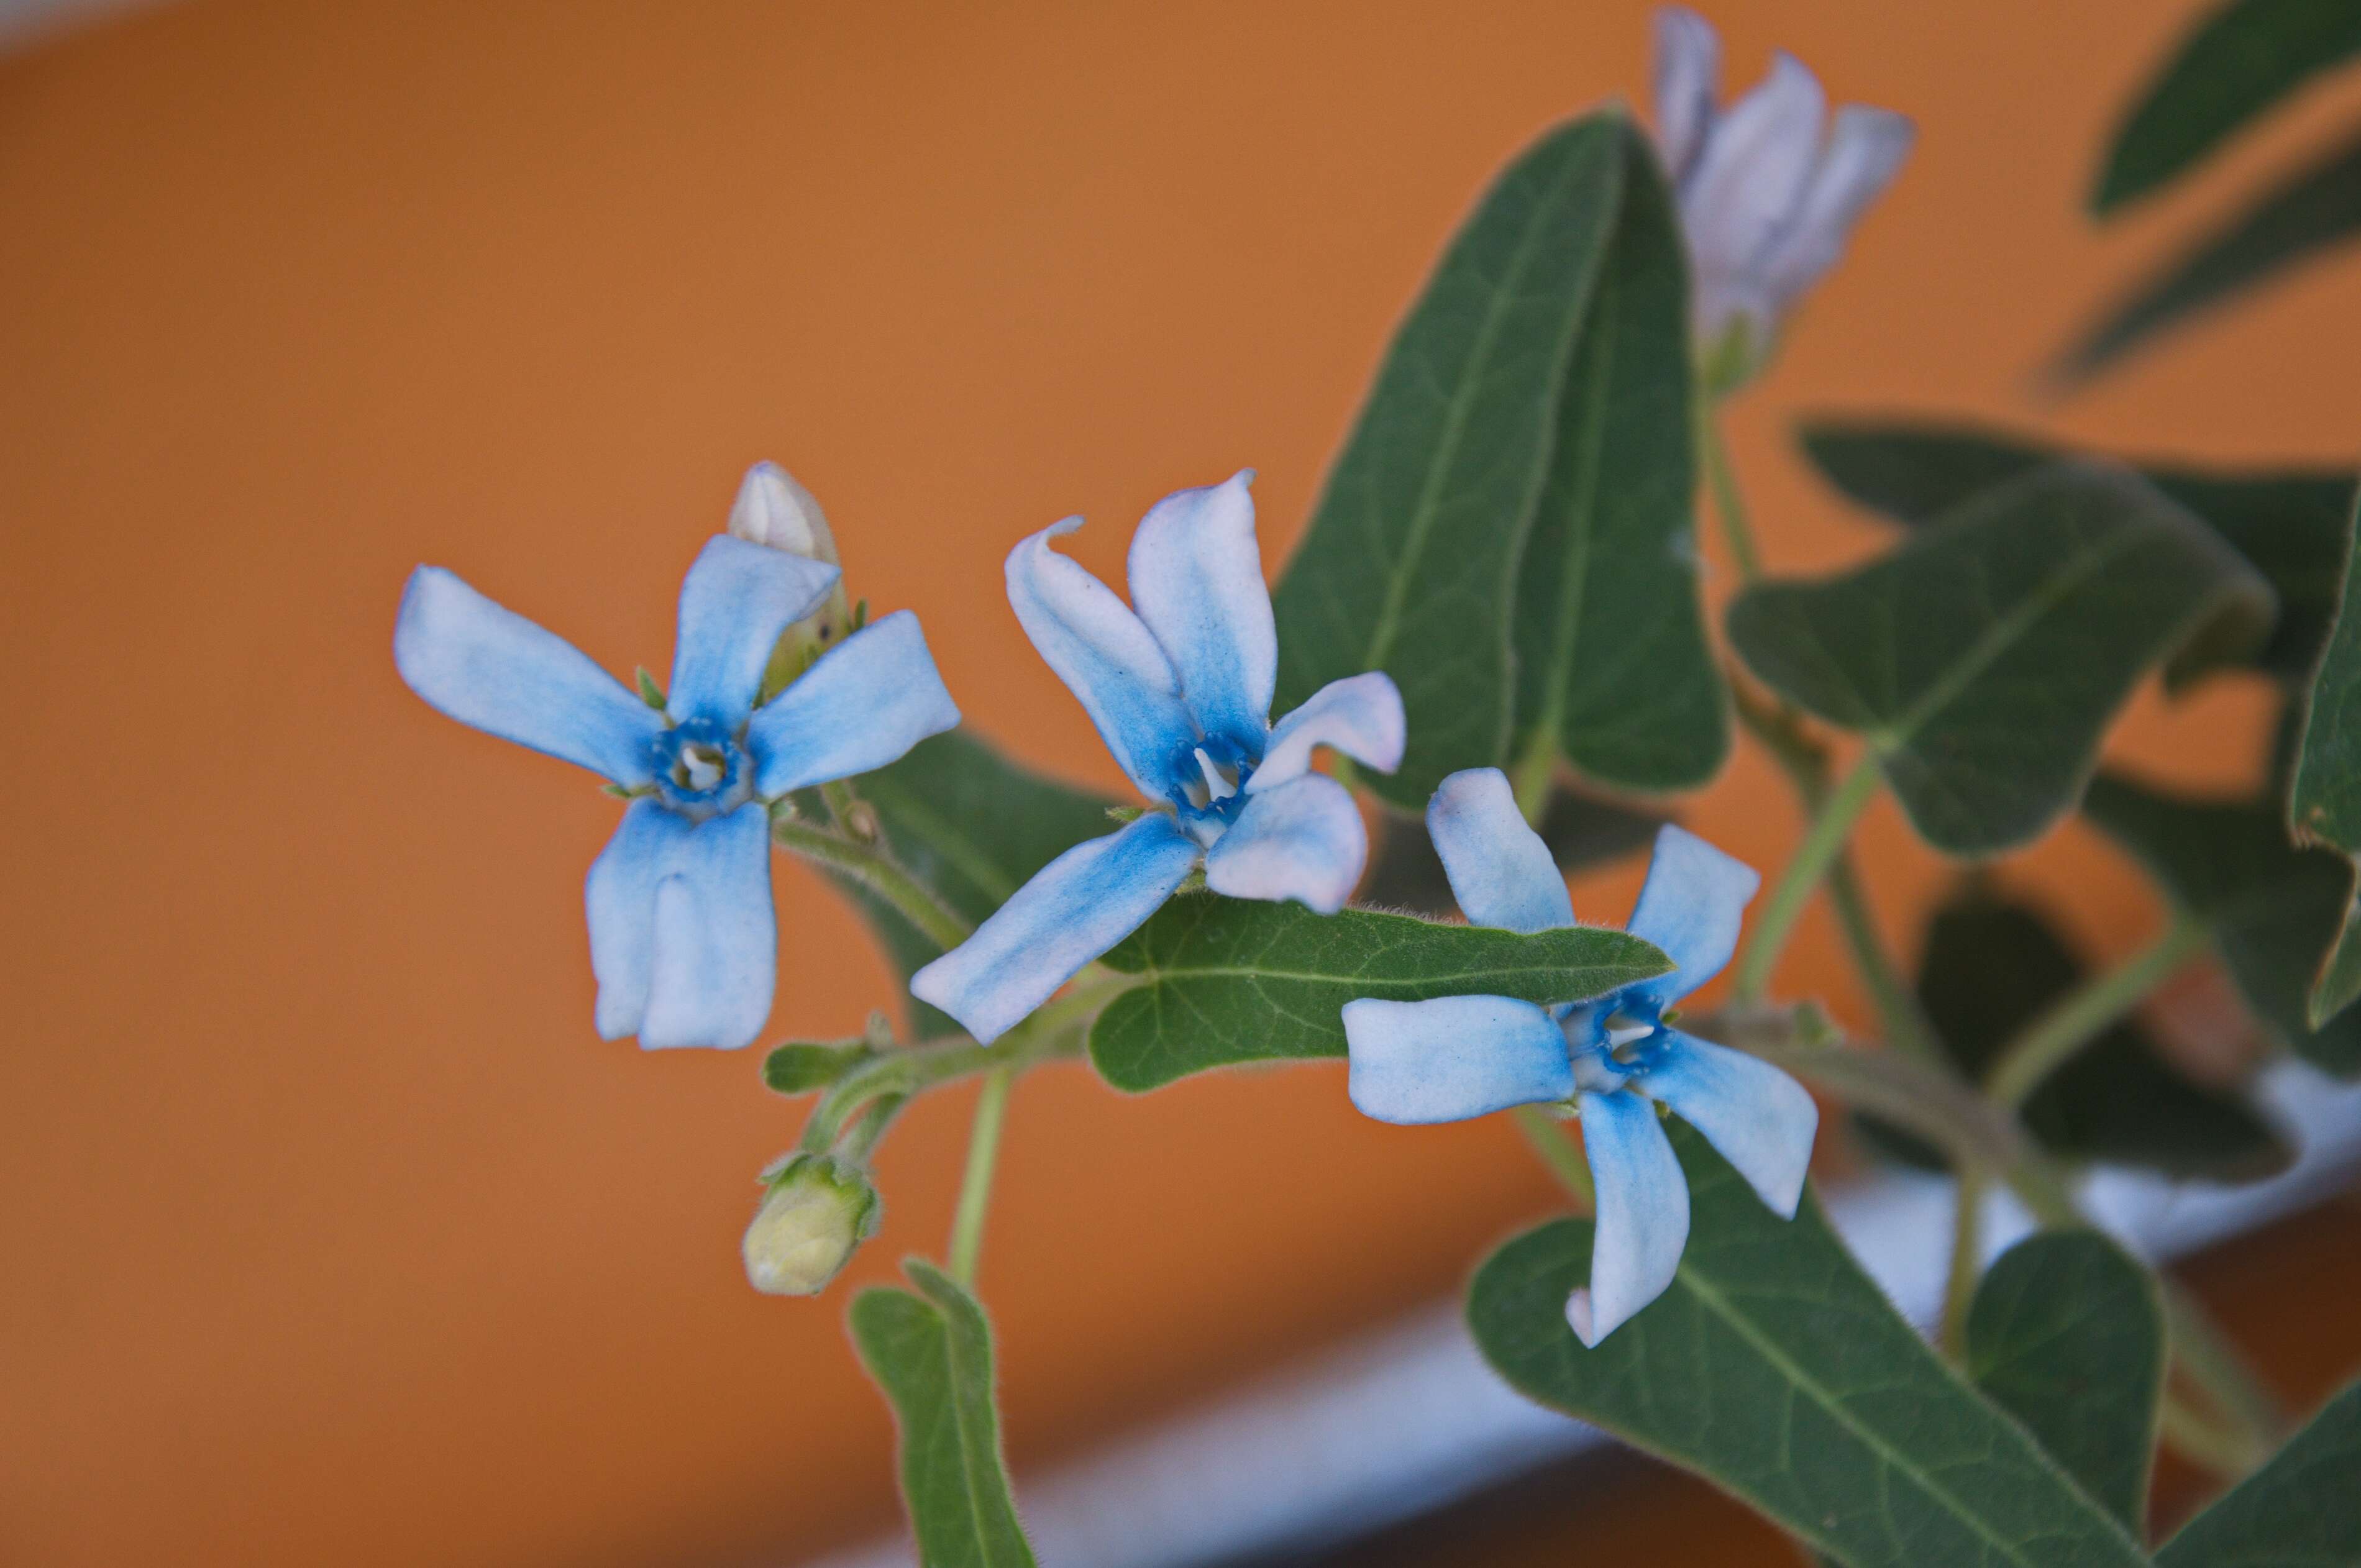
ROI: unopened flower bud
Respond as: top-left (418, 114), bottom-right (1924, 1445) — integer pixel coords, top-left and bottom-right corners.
top-left (742, 1153), bottom-right (880, 1297)
top-left (729, 460), bottom-right (840, 565)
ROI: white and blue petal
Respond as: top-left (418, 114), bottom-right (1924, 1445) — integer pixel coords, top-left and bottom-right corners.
top-left (1679, 50), bottom-right (1824, 302)
top-left (1253, 672), bottom-right (1406, 793)
top-left (911, 811), bottom-right (1201, 1045)
top-left (1007, 519), bottom-right (1199, 801)
top-left (667, 535), bottom-right (841, 724)
top-left (586, 798), bottom-right (698, 1040)
top-left (1569, 1089), bottom-right (1688, 1346)
top-left (1125, 472), bottom-right (1277, 755)
top-left (1651, 6), bottom-right (1721, 184)
top-left (1622, 824), bottom-right (1760, 1008)
top-left (1343, 995), bottom-right (1572, 1124)
top-left (1635, 1030), bottom-right (1817, 1217)
top-left (1203, 773), bottom-right (1365, 913)
top-left (1427, 768), bottom-right (1574, 935)
top-left (746, 610), bottom-right (961, 796)
top-left (639, 802), bottom-right (778, 1050)
top-left (1759, 104), bottom-right (1914, 312)
top-left (394, 565), bottom-right (665, 785)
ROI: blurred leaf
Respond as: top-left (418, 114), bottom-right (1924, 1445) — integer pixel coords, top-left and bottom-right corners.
top-left (801, 729), bottom-right (1120, 1034)
top-left (1966, 1231), bottom-right (2164, 1530)
top-left (1466, 1124), bottom-right (2151, 1568)
top-left (1797, 419), bottom-right (2354, 683)
top-left (1726, 462), bottom-right (2273, 855)
top-left (2091, 0), bottom-right (2361, 213)
top-left (2291, 485), bottom-right (2361, 1023)
top-left (2155, 1380), bottom-right (2361, 1566)
top-left (2057, 122), bottom-right (2361, 386)
top-left (762, 1038), bottom-right (878, 1095)
top-left (1878, 888), bottom-right (2288, 1179)
top-left (1272, 114), bottom-right (1626, 809)
top-left (1088, 892), bottom-right (1665, 1092)
top-left (849, 1260), bottom-right (1036, 1568)
top-left (2084, 771), bottom-right (2361, 1075)
top-left (1513, 121), bottom-right (1726, 793)
top-left (1358, 786), bottom-right (1668, 918)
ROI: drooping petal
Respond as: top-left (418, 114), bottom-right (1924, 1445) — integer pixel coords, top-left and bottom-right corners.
top-left (394, 565), bottom-right (665, 785)
top-left (1651, 6), bottom-right (1722, 184)
top-left (1203, 773), bottom-right (1365, 913)
top-left (1007, 519), bottom-right (1197, 800)
top-left (1568, 1089), bottom-right (1688, 1346)
top-left (911, 812), bottom-right (1200, 1044)
top-left (639, 802), bottom-right (777, 1050)
top-left (745, 611), bottom-right (961, 796)
top-left (1125, 472), bottom-right (1277, 754)
top-left (1343, 995), bottom-right (1572, 1123)
top-left (1426, 767), bottom-right (1574, 935)
top-left (1635, 1030), bottom-right (1817, 1217)
top-left (667, 535), bottom-right (841, 724)
top-left (1758, 104), bottom-right (1914, 312)
top-left (585, 798), bottom-right (697, 1040)
top-left (1678, 52), bottom-right (1825, 280)
top-left (1622, 824), bottom-right (1760, 1008)
top-left (1251, 672), bottom-right (1407, 792)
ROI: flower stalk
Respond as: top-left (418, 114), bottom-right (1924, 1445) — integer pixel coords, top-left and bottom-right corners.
top-left (1980, 914), bottom-right (2210, 1108)
top-left (948, 1067), bottom-right (1015, 1286)
top-left (1731, 750), bottom-right (1883, 1003)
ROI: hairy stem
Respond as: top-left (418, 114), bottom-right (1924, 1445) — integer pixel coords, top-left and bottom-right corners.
top-left (1732, 752), bottom-right (1883, 1003)
top-left (948, 1067), bottom-right (1013, 1286)
top-left (1512, 1103), bottom-right (1595, 1210)
top-left (1939, 1169), bottom-right (1986, 1361)
top-left (773, 813), bottom-right (970, 952)
top-left (1981, 915), bottom-right (2209, 1108)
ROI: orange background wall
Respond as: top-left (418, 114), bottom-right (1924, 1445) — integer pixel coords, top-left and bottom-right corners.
top-left (5, 2), bottom-right (2356, 1564)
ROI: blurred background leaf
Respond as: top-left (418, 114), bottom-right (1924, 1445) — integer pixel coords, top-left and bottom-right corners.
top-left (2290, 487), bottom-right (2361, 1024)
top-left (2153, 1380), bottom-right (2361, 1566)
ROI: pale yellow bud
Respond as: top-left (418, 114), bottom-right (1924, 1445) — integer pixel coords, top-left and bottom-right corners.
top-left (741, 1154), bottom-right (879, 1297)
top-left (729, 460), bottom-right (841, 566)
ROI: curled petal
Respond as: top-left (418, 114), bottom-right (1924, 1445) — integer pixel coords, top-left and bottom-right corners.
top-left (1126, 472), bottom-right (1277, 755)
top-left (1203, 773), bottom-right (1364, 913)
top-left (1252, 672), bottom-right (1406, 792)
top-left (587, 801), bottom-right (775, 1049)
top-left (1343, 995), bottom-right (1571, 1124)
top-left (1008, 519), bottom-right (1197, 800)
top-left (1679, 52), bottom-right (1825, 281)
top-left (667, 536), bottom-right (841, 724)
top-left (911, 812), bottom-right (1200, 1044)
top-left (1637, 1030), bottom-right (1817, 1217)
top-left (394, 565), bottom-right (664, 785)
top-left (1651, 6), bottom-right (1722, 183)
top-left (1426, 768), bottom-right (1573, 934)
top-left (1623, 824), bottom-right (1760, 1008)
top-left (1568, 1089), bottom-right (1688, 1346)
top-left (746, 611), bottom-right (961, 796)
top-left (1759, 104), bottom-right (1914, 312)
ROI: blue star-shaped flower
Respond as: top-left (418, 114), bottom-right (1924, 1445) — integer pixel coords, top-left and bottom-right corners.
top-left (1344, 767), bottom-right (1816, 1344)
top-left (394, 472), bottom-right (959, 1049)
top-left (913, 472), bottom-right (1405, 1044)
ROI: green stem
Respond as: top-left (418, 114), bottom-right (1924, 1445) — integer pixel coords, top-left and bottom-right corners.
top-left (1981, 915), bottom-right (2208, 1108)
top-left (1696, 396), bottom-right (1763, 584)
top-left (834, 1093), bottom-right (906, 1163)
top-left (2160, 1388), bottom-right (2271, 1479)
top-left (1731, 752), bottom-right (1883, 1003)
top-left (820, 777), bottom-right (876, 842)
top-left (1939, 1169), bottom-right (1986, 1361)
top-left (948, 1067), bottom-right (1013, 1286)
top-left (1509, 734), bottom-right (1557, 827)
top-left (2162, 1282), bottom-right (2285, 1451)
top-left (772, 814), bottom-right (970, 952)
top-left (1512, 1103), bottom-right (1594, 1209)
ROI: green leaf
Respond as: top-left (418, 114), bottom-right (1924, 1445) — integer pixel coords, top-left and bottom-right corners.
top-left (1271, 114), bottom-right (1627, 809)
top-left (848, 1260), bottom-right (1036, 1568)
top-left (1796, 419), bottom-right (2354, 685)
top-left (1087, 891), bottom-right (1667, 1092)
top-left (1358, 786), bottom-right (1668, 918)
top-left (2084, 770), bottom-right (2361, 1075)
top-left (1466, 1123), bottom-right (2153, 1568)
top-left (762, 1037), bottom-right (879, 1095)
top-left (2058, 122), bottom-right (2361, 386)
top-left (1512, 121), bottom-right (1726, 792)
top-left (802, 729), bottom-right (1120, 1034)
top-left (1965, 1231), bottom-right (2164, 1531)
top-left (2091, 0), bottom-right (2361, 214)
top-left (1726, 462), bottom-right (2273, 855)
top-left (2291, 484), bottom-right (2361, 1023)
top-left (2155, 1380), bottom-right (2361, 1566)
top-left (1881, 887), bottom-right (2288, 1180)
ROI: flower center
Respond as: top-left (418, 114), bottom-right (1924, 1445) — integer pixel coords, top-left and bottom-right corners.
top-left (1558, 997), bottom-right (1666, 1094)
top-left (650, 718), bottom-right (752, 819)
top-left (1167, 734), bottom-right (1257, 840)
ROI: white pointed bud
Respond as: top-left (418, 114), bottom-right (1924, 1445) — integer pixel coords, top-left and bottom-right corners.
top-left (741, 1154), bottom-right (879, 1297)
top-left (729, 460), bottom-right (840, 566)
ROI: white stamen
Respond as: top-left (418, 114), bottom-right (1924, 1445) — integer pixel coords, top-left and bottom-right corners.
top-left (1604, 1023), bottom-right (1653, 1051)
top-left (682, 746), bottom-right (724, 791)
top-left (1194, 747), bottom-right (1238, 804)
